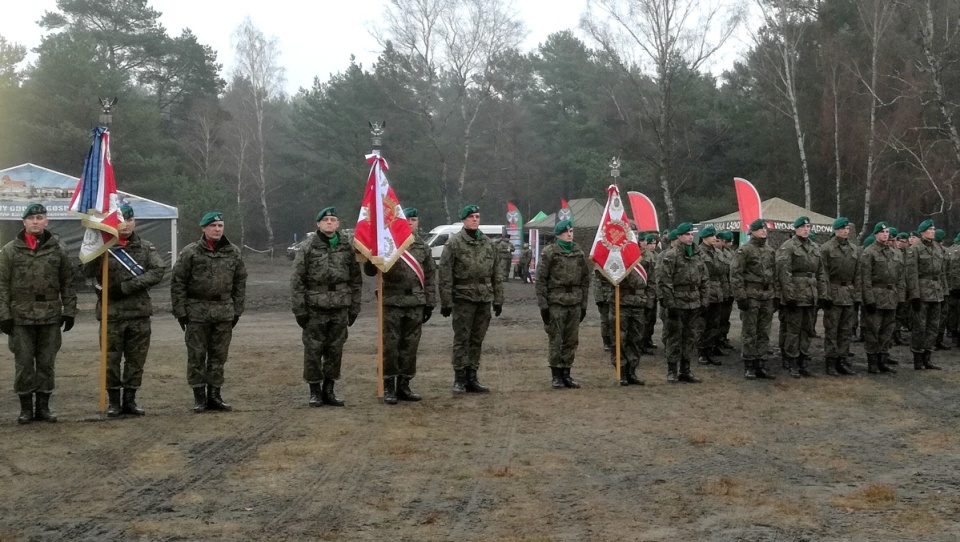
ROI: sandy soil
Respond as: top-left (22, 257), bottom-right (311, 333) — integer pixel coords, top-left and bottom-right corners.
top-left (1, 255), bottom-right (959, 541)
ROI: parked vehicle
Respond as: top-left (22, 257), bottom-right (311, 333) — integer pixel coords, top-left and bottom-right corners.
top-left (286, 229), bottom-right (354, 260)
top-left (424, 223), bottom-right (506, 264)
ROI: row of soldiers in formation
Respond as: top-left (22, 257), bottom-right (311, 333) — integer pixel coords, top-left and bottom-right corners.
top-left (0, 201), bottom-right (955, 425)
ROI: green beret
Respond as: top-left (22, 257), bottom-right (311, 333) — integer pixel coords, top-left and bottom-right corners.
top-left (935, 229), bottom-right (945, 242)
top-left (717, 231), bottom-right (734, 242)
top-left (793, 216), bottom-right (811, 228)
top-left (954, 232), bottom-right (960, 244)
top-left (872, 222), bottom-right (889, 235)
top-left (896, 232), bottom-right (909, 240)
top-left (699, 225), bottom-right (716, 238)
top-left (667, 230), bottom-right (678, 241)
top-left (918, 219), bottom-right (935, 232)
top-left (887, 227), bottom-right (898, 237)
top-left (316, 207), bottom-right (337, 221)
top-left (460, 204), bottom-right (480, 220)
top-left (554, 219), bottom-right (573, 236)
top-left (832, 217), bottom-right (849, 230)
top-left (675, 222), bottom-right (693, 235)
top-left (645, 234), bottom-right (658, 243)
top-left (748, 219), bottom-right (766, 232)
top-left (199, 211), bottom-right (223, 227)
top-left (909, 231), bottom-right (919, 238)
top-left (863, 235), bottom-right (875, 248)
top-left (21, 203), bottom-right (47, 219)
top-left (403, 207), bottom-right (418, 218)
top-left (120, 204), bottom-right (134, 220)
top-left (808, 231), bottom-right (817, 242)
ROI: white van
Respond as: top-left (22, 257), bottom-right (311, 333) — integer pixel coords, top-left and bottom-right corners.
top-left (424, 223), bottom-right (506, 264)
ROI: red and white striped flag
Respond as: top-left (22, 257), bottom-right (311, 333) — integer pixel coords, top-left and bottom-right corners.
top-left (353, 152), bottom-right (415, 274)
top-left (69, 126), bottom-right (121, 263)
top-left (591, 184), bottom-right (642, 285)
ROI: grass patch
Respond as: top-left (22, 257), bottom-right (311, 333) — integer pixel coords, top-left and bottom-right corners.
top-left (831, 484), bottom-right (896, 510)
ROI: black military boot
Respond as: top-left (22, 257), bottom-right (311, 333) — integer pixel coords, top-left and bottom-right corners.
top-left (824, 357), bottom-right (839, 377)
top-left (122, 388), bottom-right (145, 416)
top-left (452, 370), bottom-right (467, 394)
top-left (464, 368), bottom-right (490, 393)
top-left (17, 394), bottom-right (32, 425)
top-left (626, 364), bottom-right (645, 386)
top-left (786, 357), bottom-right (801, 378)
top-left (207, 385), bottom-right (233, 411)
top-left (106, 388), bottom-right (122, 418)
top-left (867, 353), bottom-right (879, 374)
top-left (912, 350), bottom-right (925, 370)
top-left (923, 350), bottom-right (942, 370)
top-left (34, 393), bottom-right (57, 422)
top-left (619, 365), bottom-right (630, 386)
top-left (602, 337), bottom-right (613, 352)
top-left (666, 363), bottom-right (678, 383)
top-left (320, 379), bottom-right (345, 406)
top-left (551, 367), bottom-right (565, 389)
top-left (836, 356), bottom-right (857, 376)
top-left (755, 359), bottom-right (776, 380)
top-left (697, 349), bottom-right (715, 365)
top-left (743, 359), bottom-right (757, 380)
top-left (678, 360), bottom-right (702, 383)
top-left (308, 382), bottom-right (322, 407)
top-left (192, 386), bottom-right (207, 413)
top-left (877, 353), bottom-right (897, 373)
top-left (798, 356), bottom-right (814, 377)
top-left (935, 332), bottom-right (951, 350)
top-left (383, 377), bottom-right (398, 405)
top-left (397, 376), bottom-right (421, 401)
top-left (562, 368), bottom-right (581, 389)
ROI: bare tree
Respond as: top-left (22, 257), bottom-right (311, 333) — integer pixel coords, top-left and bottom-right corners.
top-left (581, 0), bottom-right (745, 224)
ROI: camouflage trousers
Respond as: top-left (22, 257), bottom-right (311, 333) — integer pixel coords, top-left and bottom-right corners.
top-left (718, 298), bottom-right (734, 342)
top-left (948, 296), bottom-right (960, 337)
top-left (102, 317), bottom-right (151, 389)
top-left (185, 321), bottom-right (233, 388)
top-left (451, 301), bottom-right (491, 370)
top-left (663, 307), bottom-right (702, 365)
top-left (383, 305), bottom-right (424, 378)
top-left (501, 259), bottom-right (512, 280)
top-left (697, 302), bottom-right (723, 350)
top-left (863, 308), bottom-right (896, 355)
top-left (910, 301), bottom-right (940, 353)
top-left (822, 304), bottom-right (855, 357)
top-left (896, 302), bottom-right (911, 332)
top-left (597, 302), bottom-right (612, 345)
top-left (302, 307), bottom-right (349, 383)
top-left (781, 306), bottom-right (816, 359)
top-left (739, 299), bottom-right (774, 360)
top-left (616, 305), bottom-right (645, 369)
top-left (642, 300), bottom-right (657, 346)
top-left (8, 324), bottom-right (61, 394)
top-left (544, 304), bottom-right (581, 368)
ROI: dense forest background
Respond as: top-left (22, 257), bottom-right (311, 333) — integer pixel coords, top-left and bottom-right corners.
top-left (2, 0), bottom-right (960, 251)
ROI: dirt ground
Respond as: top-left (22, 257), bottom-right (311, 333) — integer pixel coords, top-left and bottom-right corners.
top-left (1, 254), bottom-right (959, 541)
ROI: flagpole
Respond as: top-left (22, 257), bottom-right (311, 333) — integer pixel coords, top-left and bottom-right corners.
top-left (377, 270), bottom-right (384, 399)
top-left (615, 284), bottom-right (621, 381)
top-left (99, 256), bottom-right (109, 417)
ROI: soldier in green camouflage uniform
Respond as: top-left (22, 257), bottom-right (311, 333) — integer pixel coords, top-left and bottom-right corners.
top-left (933, 230), bottom-right (952, 350)
top-left (696, 226), bottom-right (725, 366)
top-left (905, 219), bottom-right (946, 370)
top-left (536, 220), bottom-right (591, 389)
top-left (611, 241), bottom-right (650, 386)
top-left (640, 234), bottom-right (659, 353)
top-left (716, 231), bottom-right (736, 351)
top-left (656, 222), bottom-right (706, 383)
top-left (518, 243), bottom-right (533, 283)
top-left (439, 205), bottom-right (504, 393)
top-left (731, 219), bottom-right (778, 380)
top-left (171, 212), bottom-right (247, 413)
top-left (893, 231), bottom-right (911, 345)
top-left (497, 235), bottom-right (514, 280)
top-left (776, 216), bottom-right (827, 377)
top-left (860, 222), bottom-right (902, 373)
top-left (946, 233), bottom-right (960, 347)
top-left (362, 208), bottom-right (434, 404)
top-left (818, 217), bottom-right (861, 376)
top-left (83, 204), bottom-right (166, 417)
top-left (0, 204), bottom-right (76, 424)
top-left (594, 270), bottom-right (615, 351)
top-left (291, 207), bottom-right (362, 407)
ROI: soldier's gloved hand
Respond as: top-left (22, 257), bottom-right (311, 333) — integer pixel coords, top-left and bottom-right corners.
top-left (296, 314), bottom-right (309, 329)
top-left (108, 282), bottom-right (124, 298)
top-left (951, 289), bottom-right (960, 300)
top-left (772, 298), bottom-right (780, 311)
top-left (784, 299), bottom-right (798, 309)
top-left (441, 307), bottom-right (452, 318)
top-left (0, 319), bottom-right (14, 335)
top-left (911, 298), bottom-right (922, 311)
top-left (422, 306), bottom-right (433, 323)
top-left (820, 299), bottom-right (833, 310)
top-left (666, 307), bottom-right (681, 319)
top-left (580, 308), bottom-right (586, 323)
top-left (736, 299), bottom-right (750, 311)
top-left (61, 316), bottom-right (74, 332)
top-left (348, 312), bottom-right (358, 326)
top-left (177, 316), bottom-right (189, 331)
top-left (864, 303), bottom-right (877, 314)
top-left (540, 309), bottom-right (550, 325)
top-left (493, 304), bottom-right (502, 317)
top-left (232, 315), bottom-right (241, 328)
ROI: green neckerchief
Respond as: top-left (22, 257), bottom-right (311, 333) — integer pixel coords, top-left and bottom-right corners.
top-left (465, 228), bottom-right (480, 239)
top-left (557, 239), bottom-right (574, 252)
top-left (329, 233), bottom-right (339, 247)
top-left (685, 244), bottom-right (693, 257)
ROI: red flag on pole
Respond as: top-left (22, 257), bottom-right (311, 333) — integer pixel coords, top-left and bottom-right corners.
top-left (353, 152), bottom-right (414, 273)
top-left (557, 198), bottom-right (572, 225)
top-left (69, 127), bottom-right (121, 263)
top-left (591, 185), bottom-right (643, 285)
top-left (734, 177), bottom-right (762, 242)
top-left (626, 191), bottom-right (659, 232)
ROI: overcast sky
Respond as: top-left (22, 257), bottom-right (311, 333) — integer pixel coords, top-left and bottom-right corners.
top-left (4, 0), bottom-right (752, 94)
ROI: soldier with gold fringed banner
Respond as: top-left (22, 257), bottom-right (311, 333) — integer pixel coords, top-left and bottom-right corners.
top-left (292, 207), bottom-right (362, 407)
top-left (818, 217), bottom-right (860, 376)
top-left (439, 205), bottom-right (504, 394)
top-left (0, 204), bottom-right (77, 424)
top-left (776, 216), bottom-right (827, 378)
top-left (860, 222), bottom-right (902, 374)
top-left (362, 207), bottom-right (434, 404)
top-left (171, 212), bottom-right (247, 413)
top-left (696, 226), bottom-right (725, 366)
top-left (656, 222), bottom-right (706, 383)
top-left (535, 220), bottom-right (591, 389)
top-left (905, 219), bottom-right (945, 370)
top-left (84, 204), bottom-right (167, 417)
top-left (731, 219), bottom-right (778, 380)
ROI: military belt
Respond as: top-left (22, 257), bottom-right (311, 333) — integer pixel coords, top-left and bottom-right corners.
top-left (793, 272), bottom-right (815, 278)
top-left (830, 280), bottom-right (852, 286)
top-left (549, 286), bottom-right (578, 293)
top-left (873, 283), bottom-right (896, 289)
top-left (326, 283), bottom-right (349, 292)
top-left (744, 280), bottom-right (772, 291)
top-left (673, 284), bottom-right (697, 292)
top-left (12, 293), bottom-right (57, 302)
top-left (188, 293), bottom-right (232, 301)
top-left (455, 278), bottom-right (489, 285)
top-left (620, 288), bottom-right (643, 296)
top-left (383, 287), bottom-right (415, 295)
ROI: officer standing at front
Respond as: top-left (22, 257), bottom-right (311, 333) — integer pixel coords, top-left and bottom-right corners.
top-left (776, 216), bottom-right (826, 377)
top-left (819, 217), bottom-right (860, 376)
top-left (656, 222), bottom-right (706, 383)
top-left (731, 219), bottom-right (778, 380)
top-left (860, 222), bottom-right (902, 374)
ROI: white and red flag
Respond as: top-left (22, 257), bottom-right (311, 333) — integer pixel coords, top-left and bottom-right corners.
top-left (557, 198), bottom-right (572, 225)
top-left (627, 191), bottom-right (659, 233)
top-left (69, 126), bottom-right (121, 263)
top-left (591, 184), bottom-right (643, 285)
top-left (354, 152), bottom-right (415, 274)
top-left (734, 177), bottom-right (763, 242)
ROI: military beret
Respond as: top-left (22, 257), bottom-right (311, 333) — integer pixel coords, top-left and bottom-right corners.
top-left (403, 207), bottom-right (418, 218)
top-left (793, 216), bottom-right (811, 228)
top-left (199, 211), bottom-right (223, 227)
top-left (699, 225), bottom-right (717, 238)
top-left (554, 219), bottom-right (573, 236)
top-left (909, 231), bottom-right (919, 238)
top-left (896, 232), bottom-right (909, 240)
top-left (748, 218), bottom-right (766, 232)
top-left (667, 230), bottom-right (679, 241)
top-left (955, 232), bottom-right (960, 244)
top-left (808, 231), bottom-right (817, 242)
top-left (22, 203), bottom-right (47, 219)
top-left (872, 221), bottom-right (889, 235)
top-left (717, 231), bottom-right (734, 242)
top-left (918, 219), bottom-right (935, 232)
top-left (935, 229), bottom-right (946, 242)
top-left (675, 222), bottom-right (693, 235)
top-left (460, 204), bottom-right (480, 220)
top-left (316, 207), bottom-right (337, 221)
top-left (863, 235), bottom-right (875, 248)
top-left (120, 204), bottom-right (134, 220)
top-left (832, 217), bottom-right (849, 230)
top-left (887, 227), bottom-right (898, 237)
top-left (645, 234), bottom-right (659, 243)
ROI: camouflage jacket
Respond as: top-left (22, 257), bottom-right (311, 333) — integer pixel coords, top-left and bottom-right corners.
top-left (906, 238), bottom-right (947, 302)
top-left (439, 228), bottom-right (504, 307)
top-left (518, 248), bottom-right (533, 266)
top-left (617, 264), bottom-right (649, 307)
top-left (719, 247), bottom-right (734, 300)
top-left (819, 236), bottom-right (861, 306)
top-left (84, 232), bottom-right (167, 320)
top-left (535, 242), bottom-right (591, 309)
top-left (0, 229), bottom-right (77, 325)
top-left (700, 243), bottom-right (726, 305)
top-left (731, 236), bottom-right (778, 302)
top-left (656, 243), bottom-right (706, 310)
top-left (171, 235), bottom-right (247, 322)
top-left (497, 238), bottom-right (514, 259)
top-left (946, 244), bottom-right (960, 293)
top-left (776, 236), bottom-right (826, 306)
top-left (593, 270), bottom-right (614, 305)
top-left (860, 243), bottom-right (905, 310)
top-left (639, 246), bottom-right (658, 306)
top-left (363, 234), bottom-right (435, 308)
top-left (291, 230), bottom-right (362, 316)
